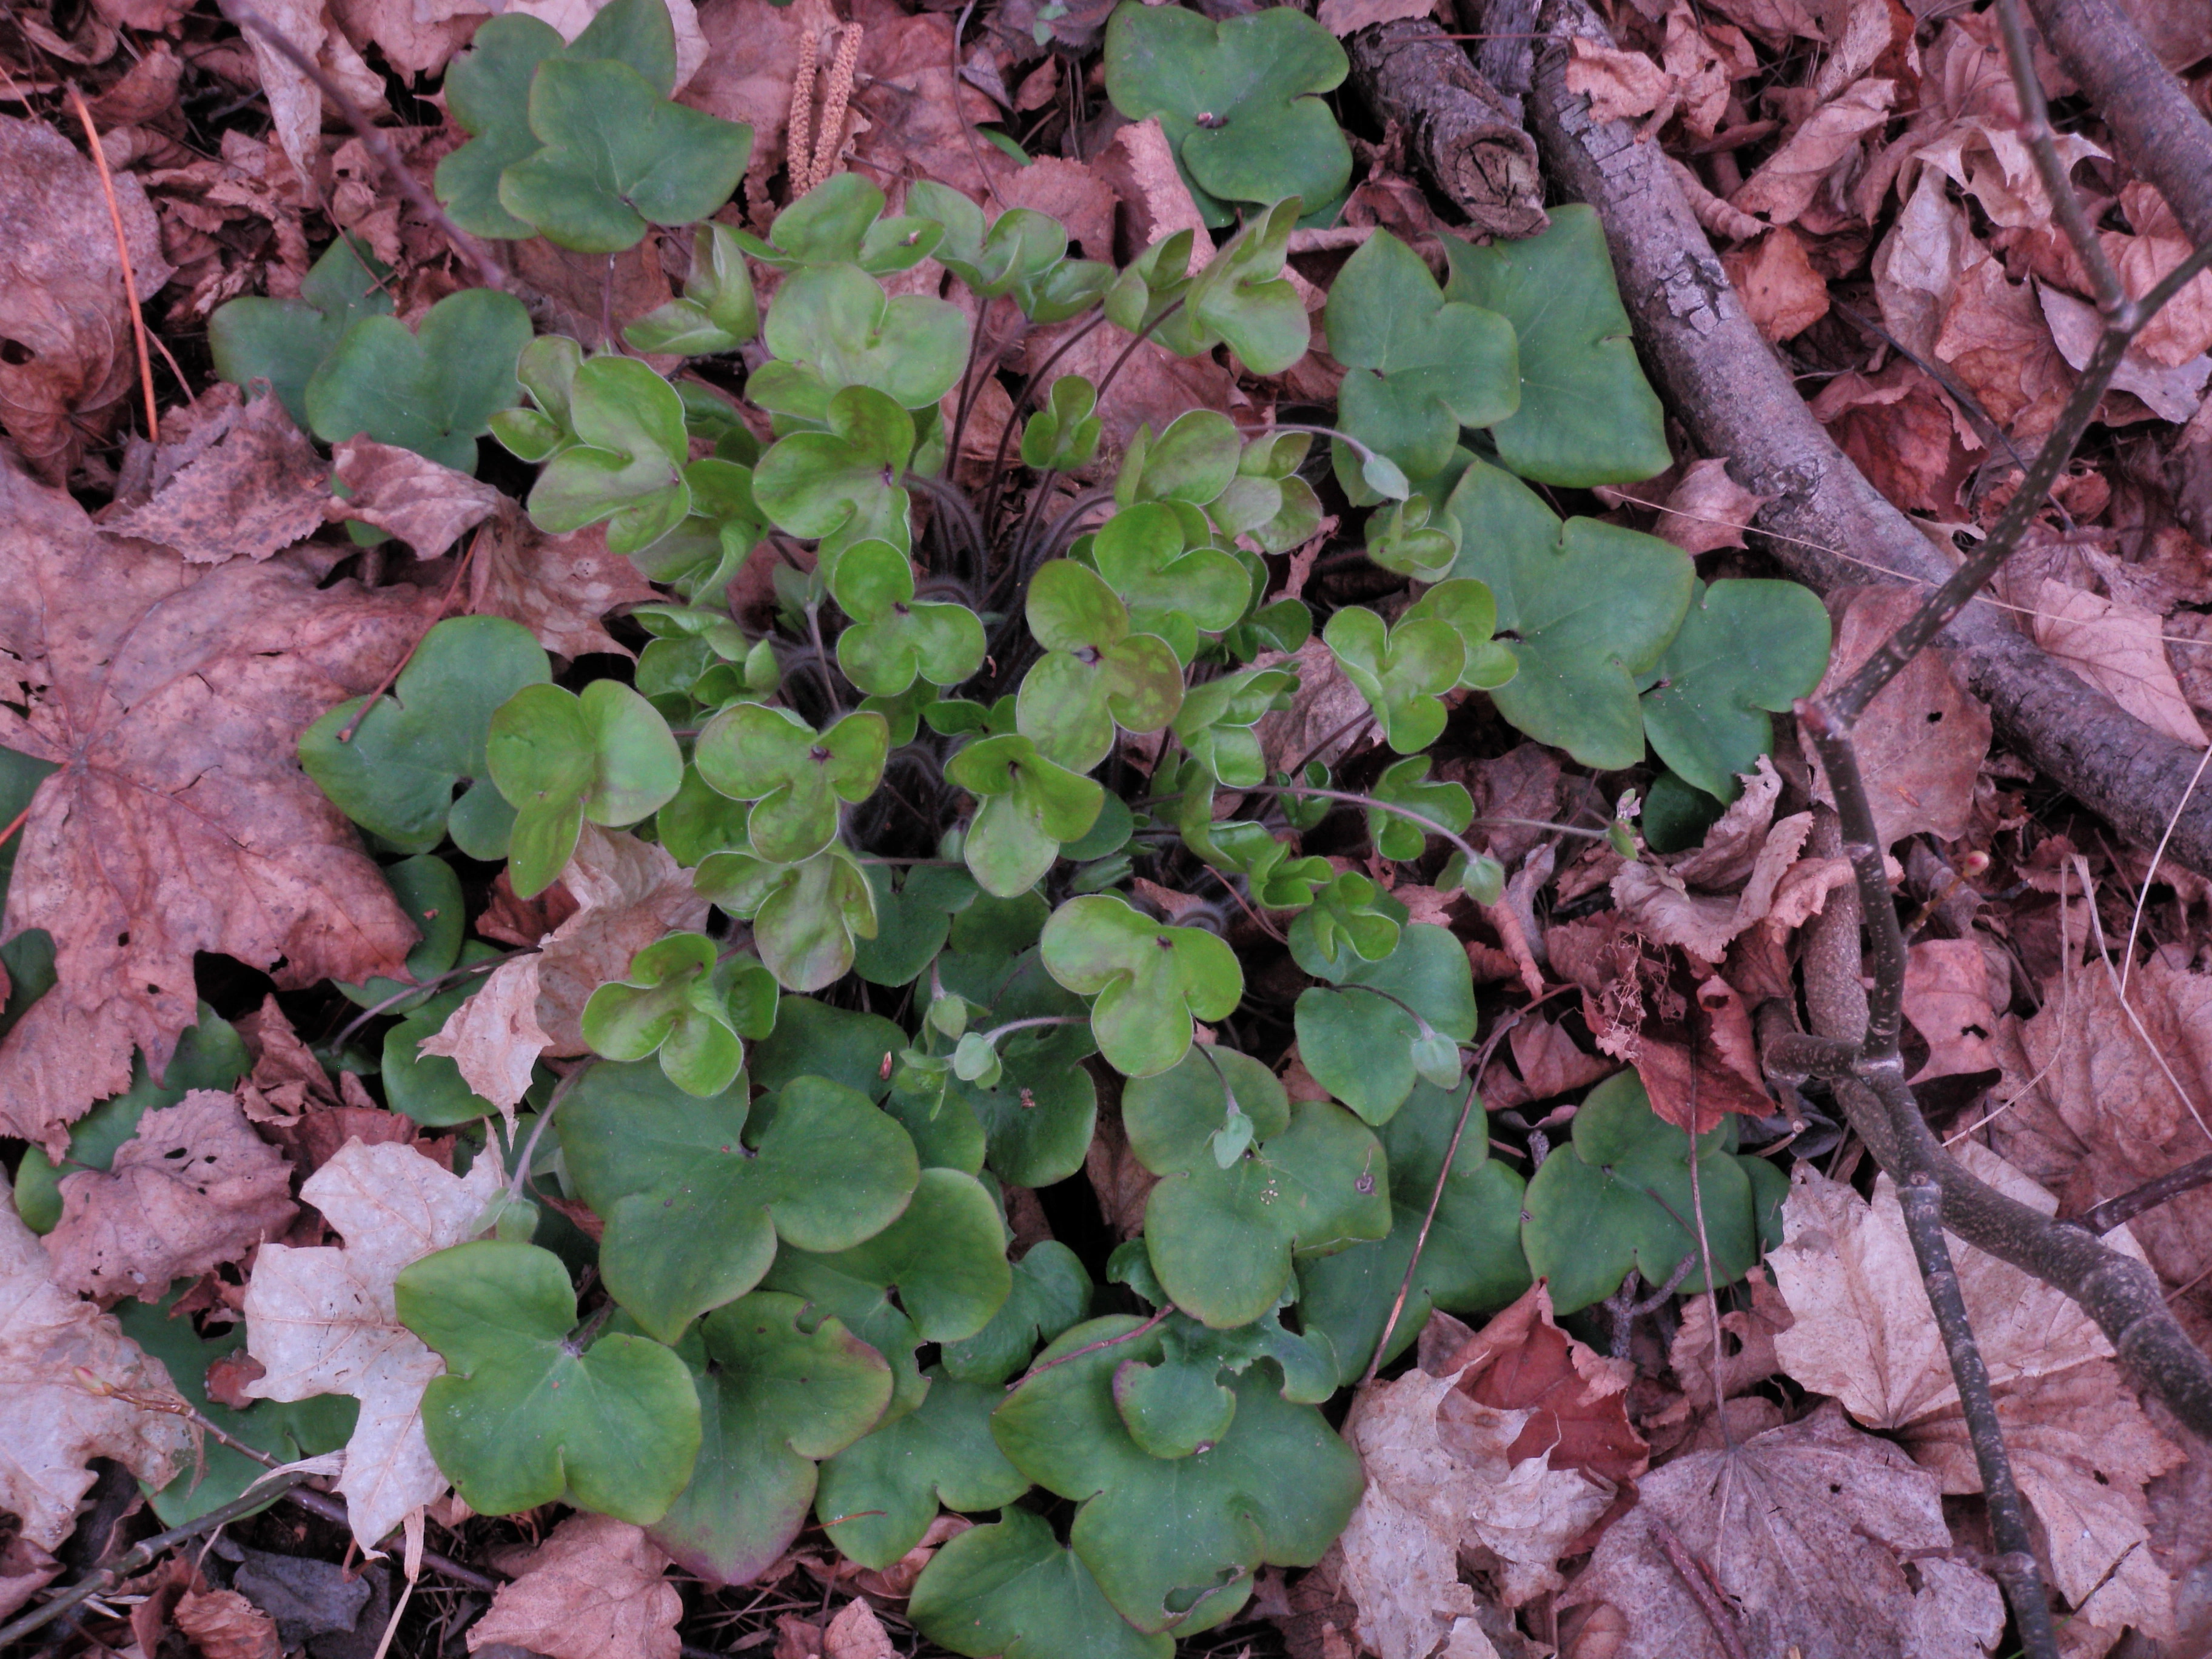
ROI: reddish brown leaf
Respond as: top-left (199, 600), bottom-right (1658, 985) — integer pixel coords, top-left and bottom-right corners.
top-left (1721, 227), bottom-right (1830, 344)
top-left (328, 438), bottom-right (503, 560)
top-left (1436, 1282), bottom-right (1650, 1490)
top-left (102, 394), bottom-right (329, 565)
top-left (175, 1586), bottom-right (281, 1659)
top-left (467, 1513), bottom-right (682, 1659)
top-left (470, 502), bottom-right (658, 661)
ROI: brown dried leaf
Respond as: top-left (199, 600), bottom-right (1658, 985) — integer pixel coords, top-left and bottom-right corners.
top-left (1610, 795), bottom-right (1816, 964)
top-left (1564, 38), bottom-right (1673, 128)
top-left (1316, 0), bottom-right (1435, 30)
top-left (1631, 974), bottom-right (1775, 1133)
top-left (1721, 225), bottom-right (1831, 344)
top-left (1811, 360), bottom-right (1979, 518)
top-left (47, 1090), bottom-right (296, 1298)
top-left (0, 468), bottom-right (433, 1154)
top-left (1800, 585), bottom-right (1991, 846)
top-left (2031, 579), bottom-right (2208, 749)
top-left (682, 0), bottom-right (803, 185)
top-left (0, 1202), bottom-right (192, 1554)
top-left (243, 1140), bottom-right (503, 1549)
top-left (1435, 1282), bottom-right (1649, 1490)
top-left (2038, 281), bottom-right (2212, 426)
top-left (417, 956), bottom-right (552, 1125)
top-left (1729, 78), bottom-right (1896, 226)
top-left (823, 1599), bottom-right (896, 1659)
top-left (2101, 184), bottom-right (2212, 369)
top-left (1900, 937), bottom-right (1999, 1082)
top-left (1253, 635), bottom-right (1375, 778)
top-left (1651, 457), bottom-right (1769, 553)
top-left (0, 115), bottom-right (173, 482)
top-left (1767, 1150), bottom-right (2182, 1640)
top-left (1932, 256), bottom-right (2073, 440)
top-left (102, 395), bottom-right (329, 565)
top-left (327, 439), bottom-right (503, 560)
top-left (1508, 1016), bottom-right (1614, 1100)
top-left (175, 1586), bottom-right (283, 1659)
top-left (468, 1513), bottom-right (683, 1659)
top-left (1562, 1403), bottom-right (2004, 1658)
top-left (235, 0), bottom-right (389, 184)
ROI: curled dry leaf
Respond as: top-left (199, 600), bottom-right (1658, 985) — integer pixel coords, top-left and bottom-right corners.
top-left (2038, 281), bottom-right (2212, 426)
top-left (46, 1089), bottom-right (297, 1298)
top-left (2101, 184), bottom-right (2212, 370)
top-left (1728, 78), bottom-right (1895, 227)
top-left (1651, 457), bottom-right (1769, 554)
top-left (1564, 38), bottom-right (1674, 130)
top-left (1610, 761), bottom-right (1832, 963)
top-left (470, 503), bottom-right (660, 662)
top-left (1560, 1402), bottom-right (2003, 1659)
top-left (2031, 579), bottom-right (2208, 751)
top-left (0, 468), bottom-right (434, 1155)
top-left (0, 115), bottom-right (173, 483)
top-left (467, 1513), bottom-right (683, 1659)
top-left (0, 1201), bottom-right (192, 1558)
top-left (244, 1138), bottom-right (503, 1550)
top-left (102, 394), bottom-right (330, 565)
top-left (327, 439), bottom-right (504, 561)
top-left (822, 1598), bottom-right (896, 1659)
top-left (1433, 1282), bottom-right (1648, 1492)
top-left (174, 1586), bottom-right (283, 1659)
top-left (1767, 1148), bottom-right (2184, 1641)
top-left (1254, 635), bottom-right (1377, 779)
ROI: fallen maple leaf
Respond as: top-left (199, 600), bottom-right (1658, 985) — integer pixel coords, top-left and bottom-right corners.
top-left (327, 438), bottom-right (503, 561)
top-left (0, 1201), bottom-right (193, 1564)
top-left (243, 1138), bottom-right (502, 1550)
top-left (175, 1584), bottom-right (283, 1659)
top-left (469, 502), bottom-right (658, 661)
top-left (1900, 938), bottom-right (2000, 1082)
top-left (1730, 78), bottom-right (1896, 226)
top-left (0, 467), bottom-right (434, 1155)
top-left (45, 1088), bottom-right (297, 1298)
top-left (1434, 1282), bottom-right (1649, 1491)
top-left (2032, 579), bottom-right (2208, 751)
top-left (102, 394), bottom-right (330, 565)
top-left (1560, 1402), bottom-right (2004, 1659)
top-left (1766, 1148), bottom-right (2183, 1641)
top-left (467, 1512), bottom-right (683, 1659)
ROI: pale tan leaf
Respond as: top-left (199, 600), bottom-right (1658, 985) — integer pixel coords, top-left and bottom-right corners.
top-left (1721, 225), bottom-right (1831, 344)
top-left (102, 394), bottom-right (329, 565)
top-left (47, 1090), bottom-right (296, 1297)
top-left (1652, 457), bottom-right (1769, 552)
top-left (175, 1586), bottom-right (283, 1659)
top-left (0, 1202), bottom-right (192, 1553)
top-left (2037, 281), bottom-right (2212, 426)
top-left (1564, 39), bottom-right (1672, 127)
top-left (417, 956), bottom-right (551, 1124)
top-left (1902, 938), bottom-right (2000, 1082)
top-left (682, 0), bottom-right (804, 184)
top-left (243, 1139), bottom-right (502, 1550)
top-left (823, 1599), bottom-right (896, 1659)
top-left (327, 438), bottom-right (502, 560)
top-left (2032, 580), bottom-right (2208, 749)
top-left (1316, 0), bottom-right (1435, 31)
top-left (1729, 78), bottom-right (1895, 226)
top-left (2100, 184), bottom-right (2212, 369)
top-left (468, 1513), bottom-right (682, 1659)
top-left (1561, 1403), bottom-right (2004, 1659)
top-left (531, 825), bottom-right (710, 1053)
top-left (1096, 118), bottom-right (1210, 258)
top-left (1252, 635), bottom-right (1374, 778)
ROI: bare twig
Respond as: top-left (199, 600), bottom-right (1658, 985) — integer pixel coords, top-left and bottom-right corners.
top-left (1008, 1307), bottom-right (1171, 1389)
top-left (2063, 1151), bottom-right (2212, 1238)
top-left (64, 84), bottom-right (158, 443)
top-left (1649, 1517), bottom-right (1751, 1659)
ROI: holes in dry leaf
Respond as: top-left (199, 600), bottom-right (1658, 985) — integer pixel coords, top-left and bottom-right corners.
top-left (0, 339), bottom-right (35, 367)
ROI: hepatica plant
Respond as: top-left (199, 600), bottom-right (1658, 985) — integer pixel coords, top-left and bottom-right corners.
top-left (256, 14), bottom-right (1829, 1649)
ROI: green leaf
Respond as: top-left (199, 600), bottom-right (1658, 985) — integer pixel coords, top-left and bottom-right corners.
top-left (1640, 578), bottom-right (1831, 802)
top-left (993, 1315), bottom-right (1363, 1634)
top-left (1141, 1098), bottom-right (1389, 1329)
top-left (118, 1286), bottom-right (356, 1526)
top-left (1520, 1069), bottom-right (1775, 1314)
top-left (749, 995), bottom-right (906, 1099)
top-left (399, 1240), bottom-right (702, 1521)
top-left (754, 263), bottom-right (970, 418)
top-left (1404, 577), bottom-right (1515, 691)
top-left (498, 57), bottom-right (751, 253)
top-left (301, 616), bottom-right (549, 859)
top-left (208, 236), bottom-right (392, 429)
top-left (1292, 922), bottom-right (1475, 1124)
top-left (1104, 4), bottom-right (1350, 227)
top-left (695, 845), bottom-right (880, 992)
top-left (625, 223), bottom-right (760, 354)
top-left (335, 853), bottom-right (466, 1011)
top-left (1364, 495), bottom-right (1460, 583)
top-left (816, 1367), bottom-right (1030, 1569)
top-left (559, 1065), bottom-right (920, 1342)
top-left (936, 953), bottom-right (1099, 1187)
top-left (1321, 606), bottom-right (1464, 755)
top-left (1021, 375), bottom-right (1104, 473)
top-left (305, 289), bottom-right (533, 474)
top-left (738, 175), bottom-right (942, 275)
top-left (1327, 229), bottom-right (1517, 480)
top-left (527, 355), bottom-right (692, 554)
top-left (752, 385), bottom-right (919, 559)
top-left (1442, 458), bottom-right (1694, 769)
top-left (1114, 412), bottom-right (1241, 508)
top-left (1121, 1045), bottom-right (1289, 1178)
top-left (852, 862), bottom-right (972, 988)
top-left (1440, 204), bottom-right (1671, 486)
top-left (1171, 666), bottom-right (1296, 789)
top-left (1180, 200), bottom-right (1311, 374)
top-left (693, 703), bottom-right (889, 863)
top-left (1038, 894), bottom-right (1241, 1078)
top-left (649, 1292), bottom-right (892, 1586)
top-left (941, 1240), bottom-right (1091, 1386)
top-left (1296, 1078), bottom-right (1530, 1384)
top-left (831, 541), bottom-right (987, 696)
top-left (1091, 501), bottom-right (1250, 639)
top-left (945, 735), bottom-right (1105, 898)
top-left (1283, 871), bottom-right (1402, 975)
top-left (491, 333), bottom-right (585, 461)
top-left (486, 679), bottom-right (682, 896)
top-left (579, 933), bottom-right (758, 1097)
top-left (1017, 561), bottom-right (1185, 773)
top-left (1363, 756), bottom-right (1473, 862)
top-left (912, 1509), bottom-right (1173, 1659)
top-left (1105, 1304), bottom-right (1336, 1458)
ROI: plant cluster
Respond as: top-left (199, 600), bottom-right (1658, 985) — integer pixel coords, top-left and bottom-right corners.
top-left (16, 2), bottom-right (1837, 1646)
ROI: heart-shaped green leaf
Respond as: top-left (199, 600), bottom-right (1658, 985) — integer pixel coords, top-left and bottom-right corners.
top-left (1442, 457), bottom-right (1692, 769)
top-left (1104, 5), bottom-right (1350, 227)
top-left (945, 735), bottom-right (1105, 897)
top-left (1017, 560), bottom-right (1184, 773)
top-left (1292, 922), bottom-right (1475, 1124)
top-left (1171, 666), bottom-right (1297, 789)
top-left (752, 385), bottom-right (918, 558)
top-left (816, 1367), bottom-right (1030, 1568)
top-left (1327, 229), bottom-right (1518, 482)
top-left (580, 933), bottom-right (774, 1098)
top-left (489, 333), bottom-right (585, 461)
top-left (301, 616), bottom-right (548, 860)
top-left (931, 950), bottom-right (1099, 1187)
top-left (527, 355), bottom-right (693, 554)
top-left (1284, 871), bottom-right (1402, 975)
top-left (1297, 1077), bottom-right (1530, 1384)
top-left (1140, 1098), bottom-right (1389, 1329)
top-left (1039, 894), bottom-right (1241, 1078)
top-left (941, 1239), bottom-right (1091, 1386)
top-left (208, 235), bottom-right (392, 429)
top-left (1114, 411), bottom-right (1241, 508)
top-left (306, 289), bottom-right (533, 474)
top-left (993, 1315), bottom-right (1362, 1634)
top-left (1101, 1294), bottom-right (1335, 1460)
top-left (498, 57), bottom-right (751, 253)
top-left (692, 703), bottom-right (889, 863)
top-left (851, 862), bottom-right (976, 988)
top-left (1362, 756), bottom-right (1472, 862)
top-left (1441, 204), bottom-right (1671, 486)
top-left (649, 1292), bottom-right (892, 1586)
top-left (1091, 501), bottom-right (1250, 640)
top-left (398, 1239), bottom-right (702, 1522)
top-left (1021, 375), bottom-right (1104, 473)
top-left (749, 995), bottom-right (905, 1100)
top-left (752, 263), bottom-right (970, 418)
top-left (736, 174), bottom-right (942, 275)
top-left (1640, 577), bottom-right (1831, 802)
top-left (1322, 605), bottom-right (1464, 754)
top-left (1520, 1069), bottom-right (1786, 1314)
top-left (1364, 495), bottom-right (1460, 583)
top-left (912, 1509), bottom-right (1171, 1659)
top-left (625, 223), bottom-right (760, 355)
top-left (559, 1064), bottom-right (920, 1342)
top-left (486, 679), bottom-right (683, 897)
top-left (1181, 200), bottom-right (1311, 373)
top-left (1404, 577), bottom-right (1517, 691)
top-left (831, 540), bottom-right (987, 696)
top-left (694, 845), bottom-right (880, 991)
top-left (1122, 1044), bottom-right (1289, 1177)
